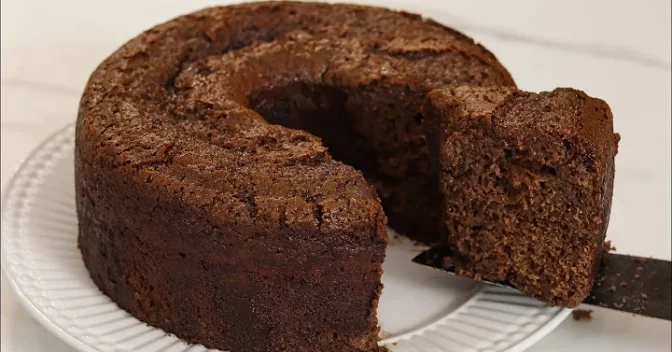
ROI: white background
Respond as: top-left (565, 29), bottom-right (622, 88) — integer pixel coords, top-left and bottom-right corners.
top-left (1, 0), bottom-right (670, 351)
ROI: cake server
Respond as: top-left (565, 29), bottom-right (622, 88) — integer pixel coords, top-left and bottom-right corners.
top-left (412, 245), bottom-right (671, 321)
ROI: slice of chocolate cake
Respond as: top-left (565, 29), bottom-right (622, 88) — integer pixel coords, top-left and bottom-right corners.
top-left (423, 86), bottom-right (619, 307)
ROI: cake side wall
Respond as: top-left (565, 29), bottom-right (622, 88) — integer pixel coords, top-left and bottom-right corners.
top-left (74, 138), bottom-right (386, 352)
top-left (579, 95), bottom-right (619, 303)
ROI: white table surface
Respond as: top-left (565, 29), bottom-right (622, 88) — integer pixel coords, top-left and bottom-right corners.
top-left (1, 0), bottom-right (670, 351)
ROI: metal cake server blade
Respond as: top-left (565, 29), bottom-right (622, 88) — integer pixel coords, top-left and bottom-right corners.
top-left (412, 245), bottom-right (671, 321)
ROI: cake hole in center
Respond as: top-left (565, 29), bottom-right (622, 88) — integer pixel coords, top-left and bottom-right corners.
top-left (248, 80), bottom-right (440, 241)
top-left (249, 82), bottom-right (380, 176)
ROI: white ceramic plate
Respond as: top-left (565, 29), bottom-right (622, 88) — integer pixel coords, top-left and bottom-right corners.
top-left (1, 123), bottom-right (571, 352)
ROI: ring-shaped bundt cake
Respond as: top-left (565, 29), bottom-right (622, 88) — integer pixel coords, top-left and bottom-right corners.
top-left (75, 2), bottom-right (515, 351)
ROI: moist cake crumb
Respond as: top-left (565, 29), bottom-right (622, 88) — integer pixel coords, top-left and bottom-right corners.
top-left (441, 256), bottom-right (455, 268)
top-left (572, 309), bottom-right (593, 321)
top-left (423, 86), bottom-right (619, 307)
top-left (603, 240), bottom-right (616, 253)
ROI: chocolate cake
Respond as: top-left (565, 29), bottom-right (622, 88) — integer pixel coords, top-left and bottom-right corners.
top-left (422, 87), bottom-right (619, 307)
top-left (75, 2), bottom-right (514, 351)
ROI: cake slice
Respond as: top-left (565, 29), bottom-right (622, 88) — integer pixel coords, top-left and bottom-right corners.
top-left (423, 86), bottom-right (619, 307)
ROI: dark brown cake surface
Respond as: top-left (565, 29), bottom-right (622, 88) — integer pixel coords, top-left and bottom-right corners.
top-left (423, 86), bottom-right (619, 307)
top-left (75, 2), bottom-right (514, 352)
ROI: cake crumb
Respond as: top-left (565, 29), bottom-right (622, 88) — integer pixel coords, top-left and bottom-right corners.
top-left (634, 274), bottom-right (641, 279)
top-left (608, 285), bottom-right (616, 292)
top-left (378, 330), bottom-right (393, 339)
top-left (386, 234), bottom-right (403, 245)
top-left (572, 309), bottom-right (593, 321)
top-left (602, 240), bottom-right (616, 253)
top-left (641, 293), bottom-right (648, 300)
top-left (619, 281), bottom-right (628, 287)
top-left (442, 256), bottom-right (455, 269)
